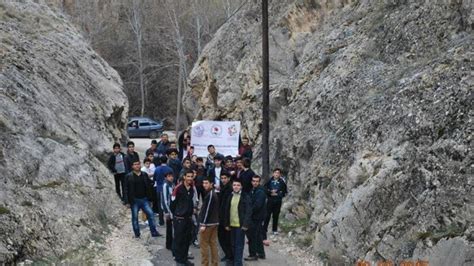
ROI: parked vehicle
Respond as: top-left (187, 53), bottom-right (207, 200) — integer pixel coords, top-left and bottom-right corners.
top-left (127, 117), bottom-right (164, 138)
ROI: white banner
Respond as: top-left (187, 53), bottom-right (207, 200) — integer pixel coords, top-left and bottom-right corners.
top-left (191, 120), bottom-right (241, 157)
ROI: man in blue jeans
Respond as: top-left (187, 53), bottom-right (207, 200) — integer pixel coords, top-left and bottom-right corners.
top-left (224, 179), bottom-right (252, 266)
top-left (123, 160), bottom-right (161, 238)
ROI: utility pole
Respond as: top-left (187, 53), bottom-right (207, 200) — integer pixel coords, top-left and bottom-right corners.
top-left (262, 0), bottom-right (270, 179)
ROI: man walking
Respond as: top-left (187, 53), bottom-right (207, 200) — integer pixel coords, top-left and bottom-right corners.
top-left (245, 175), bottom-right (267, 261)
top-left (199, 178), bottom-right (220, 266)
top-left (123, 160), bottom-right (161, 238)
top-left (107, 143), bottom-right (126, 202)
top-left (264, 168), bottom-right (288, 237)
top-left (224, 179), bottom-right (251, 266)
top-left (218, 171), bottom-right (233, 263)
top-left (171, 169), bottom-right (195, 266)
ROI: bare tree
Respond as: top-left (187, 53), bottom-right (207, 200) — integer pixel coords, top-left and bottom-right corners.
top-left (127, 0), bottom-right (146, 116)
top-left (223, 0), bottom-right (232, 19)
top-left (193, 0), bottom-right (203, 56)
top-left (164, 0), bottom-right (189, 137)
top-left (65, 0), bottom-right (246, 126)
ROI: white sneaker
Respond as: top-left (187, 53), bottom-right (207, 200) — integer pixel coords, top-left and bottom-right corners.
top-left (272, 231), bottom-right (279, 235)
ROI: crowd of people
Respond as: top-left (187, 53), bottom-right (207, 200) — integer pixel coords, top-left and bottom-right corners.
top-left (107, 132), bottom-right (288, 266)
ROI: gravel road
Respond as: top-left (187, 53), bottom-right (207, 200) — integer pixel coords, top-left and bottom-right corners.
top-left (93, 137), bottom-right (309, 265)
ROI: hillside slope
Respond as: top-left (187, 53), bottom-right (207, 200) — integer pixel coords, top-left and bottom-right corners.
top-left (184, 0), bottom-right (473, 264)
top-left (0, 1), bottom-right (128, 263)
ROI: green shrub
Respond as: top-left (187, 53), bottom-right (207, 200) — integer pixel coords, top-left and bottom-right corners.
top-left (279, 217), bottom-right (310, 233)
top-left (0, 205), bottom-right (10, 215)
top-left (32, 180), bottom-right (63, 189)
top-left (21, 201), bottom-right (33, 207)
top-left (416, 224), bottom-right (465, 244)
top-left (295, 234), bottom-right (313, 248)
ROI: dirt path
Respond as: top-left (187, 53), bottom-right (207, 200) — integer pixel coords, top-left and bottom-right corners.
top-left (96, 206), bottom-right (307, 265)
top-left (95, 138), bottom-right (315, 265)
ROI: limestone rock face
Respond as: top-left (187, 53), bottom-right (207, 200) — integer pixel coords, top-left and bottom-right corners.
top-left (184, 0), bottom-right (473, 264)
top-left (0, 1), bottom-right (128, 263)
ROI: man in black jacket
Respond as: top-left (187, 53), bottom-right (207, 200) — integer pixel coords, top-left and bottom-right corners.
top-left (264, 168), bottom-right (288, 238)
top-left (224, 179), bottom-right (251, 266)
top-left (107, 143), bottom-right (126, 202)
top-left (124, 141), bottom-right (140, 174)
top-left (123, 160), bottom-right (160, 238)
top-left (238, 158), bottom-right (255, 193)
top-left (245, 175), bottom-right (267, 261)
top-left (217, 171), bottom-right (233, 262)
top-left (170, 169), bottom-right (195, 266)
top-left (198, 178), bottom-right (220, 266)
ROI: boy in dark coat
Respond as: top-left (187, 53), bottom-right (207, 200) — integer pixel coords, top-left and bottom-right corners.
top-left (245, 175), bottom-right (267, 261)
top-left (224, 179), bottom-right (252, 266)
top-left (218, 171), bottom-right (233, 262)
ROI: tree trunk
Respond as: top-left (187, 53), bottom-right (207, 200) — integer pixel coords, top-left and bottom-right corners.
top-left (196, 15), bottom-right (202, 57)
top-left (138, 36), bottom-right (145, 116)
top-left (175, 58), bottom-right (183, 139)
top-left (129, 0), bottom-right (146, 116)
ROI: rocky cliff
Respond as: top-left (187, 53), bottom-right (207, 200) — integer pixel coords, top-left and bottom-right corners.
top-left (0, 1), bottom-right (128, 263)
top-left (184, 0), bottom-right (473, 264)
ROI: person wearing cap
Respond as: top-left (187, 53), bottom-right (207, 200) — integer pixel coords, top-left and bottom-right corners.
top-left (218, 171), bottom-right (233, 263)
top-left (198, 177), bottom-right (220, 266)
top-left (207, 154), bottom-right (224, 192)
